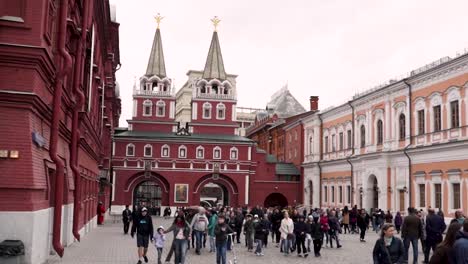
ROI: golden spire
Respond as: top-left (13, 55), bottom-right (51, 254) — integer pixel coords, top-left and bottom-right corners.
top-left (211, 16), bottom-right (221, 32)
top-left (154, 13), bottom-right (164, 29)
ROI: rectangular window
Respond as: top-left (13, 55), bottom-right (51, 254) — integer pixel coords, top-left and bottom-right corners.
top-left (451, 100), bottom-right (459, 128)
top-left (419, 184), bottom-right (425, 207)
top-left (347, 130), bottom-right (352, 149)
top-left (453, 183), bottom-right (460, 209)
top-left (162, 147), bottom-right (169, 157)
top-left (418, 110), bottom-right (425, 135)
top-left (144, 146), bottom-right (152, 157)
top-left (339, 186), bottom-right (343, 203)
top-left (347, 185), bottom-right (351, 204)
top-left (218, 109), bottom-right (225, 119)
top-left (339, 132), bottom-right (343, 151)
top-left (433, 105), bottom-right (441, 132)
top-left (331, 186), bottom-right (335, 203)
top-left (230, 150), bottom-right (237, 160)
top-left (214, 149), bottom-right (221, 159)
top-left (332, 134), bottom-right (336, 152)
top-left (324, 136), bottom-right (329, 153)
top-left (157, 106), bottom-right (164, 116)
top-left (434, 183), bottom-right (442, 209)
top-left (179, 148), bottom-right (186, 158)
top-left (197, 149), bottom-right (204, 159)
top-left (144, 105), bottom-right (151, 116)
top-left (324, 186), bottom-right (328, 202)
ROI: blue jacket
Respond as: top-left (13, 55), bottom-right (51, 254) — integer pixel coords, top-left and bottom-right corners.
top-left (452, 231), bottom-right (468, 264)
top-left (425, 213), bottom-right (446, 242)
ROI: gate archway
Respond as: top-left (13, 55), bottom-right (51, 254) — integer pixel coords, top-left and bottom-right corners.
top-left (264, 193), bottom-right (288, 208)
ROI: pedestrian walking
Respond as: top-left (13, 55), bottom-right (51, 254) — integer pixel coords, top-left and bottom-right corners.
top-left (310, 215), bottom-right (323, 257)
top-left (372, 223), bottom-right (405, 264)
top-left (153, 226), bottom-right (166, 264)
top-left (131, 207), bottom-right (154, 264)
top-left (342, 206), bottom-right (350, 234)
top-left (122, 205), bottom-right (132, 235)
top-left (358, 209), bottom-right (370, 242)
top-left (401, 207), bottom-right (422, 264)
top-left (320, 211), bottom-right (330, 247)
top-left (97, 201), bottom-right (105, 225)
top-left (294, 215), bottom-right (309, 257)
top-left (243, 214), bottom-right (255, 252)
top-left (328, 210), bottom-right (342, 248)
top-left (165, 214), bottom-right (191, 264)
top-left (214, 214), bottom-right (233, 264)
top-left (280, 210), bottom-right (294, 256)
top-left (190, 207), bottom-right (209, 255)
top-left (253, 215), bottom-right (267, 256)
top-left (429, 222), bottom-right (462, 264)
top-left (394, 212), bottom-right (402, 234)
top-left (424, 208), bottom-right (446, 263)
top-left (207, 210), bottom-right (218, 253)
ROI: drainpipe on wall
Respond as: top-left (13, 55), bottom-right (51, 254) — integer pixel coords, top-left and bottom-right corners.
top-left (402, 79), bottom-right (413, 208)
top-left (346, 100), bottom-right (355, 206)
top-left (71, 0), bottom-right (91, 242)
top-left (318, 114), bottom-right (323, 207)
top-left (50, 0), bottom-right (73, 257)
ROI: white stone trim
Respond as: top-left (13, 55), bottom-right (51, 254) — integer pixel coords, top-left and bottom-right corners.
top-left (143, 144), bottom-right (152, 157)
top-left (142, 99), bottom-right (153, 116)
top-left (196, 145), bottom-right (204, 159)
top-left (203, 102), bottom-right (212, 119)
top-left (126, 143), bottom-right (135, 156)
top-left (161, 144), bottom-right (170, 157)
top-left (178, 145), bottom-right (187, 158)
top-left (213, 146), bottom-right (222, 159)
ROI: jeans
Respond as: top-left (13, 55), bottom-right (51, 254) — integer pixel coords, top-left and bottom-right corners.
top-left (404, 237), bottom-right (419, 264)
top-left (328, 230), bottom-right (340, 247)
top-left (209, 235), bottom-right (216, 252)
top-left (156, 247), bottom-right (163, 264)
top-left (255, 239), bottom-right (263, 254)
top-left (164, 240), bottom-right (174, 262)
top-left (216, 242), bottom-right (227, 264)
top-left (174, 239), bottom-right (188, 264)
top-left (282, 238), bottom-right (292, 254)
top-left (322, 231), bottom-right (329, 246)
top-left (246, 232), bottom-right (254, 250)
top-left (194, 230), bottom-right (204, 252)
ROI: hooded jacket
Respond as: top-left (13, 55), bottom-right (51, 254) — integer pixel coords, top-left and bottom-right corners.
top-left (452, 231), bottom-right (468, 264)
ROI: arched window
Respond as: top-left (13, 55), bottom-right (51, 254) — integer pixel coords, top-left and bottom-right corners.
top-left (203, 102), bottom-right (212, 119)
top-left (360, 125), bottom-right (366, 148)
top-left (143, 100), bottom-right (152, 116)
top-left (216, 103), bottom-right (226, 120)
top-left (196, 146), bottom-right (204, 159)
top-left (450, 100), bottom-right (460, 128)
top-left (156, 100), bottom-right (165, 117)
top-left (152, 81), bottom-right (158, 90)
top-left (399, 114), bottom-right (406, 140)
top-left (144, 144), bottom-right (152, 157)
top-left (230, 147), bottom-right (238, 160)
top-left (213, 146), bottom-right (221, 159)
top-left (212, 84), bottom-right (219, 94)
top-left (161, 144), bottom-right (170, 157)
top-left (377, 120), bottom-right (383, 145)
top-left (178, 145), bottom-right (187, 158)
top-left (126, 144), bottom-right (135, 156)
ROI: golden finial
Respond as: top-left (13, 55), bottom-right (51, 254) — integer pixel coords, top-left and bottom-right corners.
top-left (154, 13), bottom-right (164, 29)
top-left (211, 16), bottom-right (221, 32)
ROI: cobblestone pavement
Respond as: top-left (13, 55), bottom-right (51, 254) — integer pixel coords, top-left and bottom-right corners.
top-left (47, 217), bottom-right (423, 264)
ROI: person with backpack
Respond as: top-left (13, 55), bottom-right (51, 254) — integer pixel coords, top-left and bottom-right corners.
top-left (190, 207), bottom-right (209, 255)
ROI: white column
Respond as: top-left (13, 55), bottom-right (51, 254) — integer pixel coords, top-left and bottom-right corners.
top-left (248, 146), bottom-right (252, 161)
top-left (112, 171), bottom-right (116, 202)
top-left (245, 175), bottom-right (249, 205)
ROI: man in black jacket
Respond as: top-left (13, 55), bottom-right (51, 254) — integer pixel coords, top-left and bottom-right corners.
top-left (424, 208), bottom-right (446, 263)
top-left (122, 205), bottom-right (132, 235)
top-left (131, 207), bottom-right (154, 264)
top-left (401, 207), bottom-right (422, 264)
top-left (234, 209), bottom-right (244, 244)
top-left (294, 215), bottom-right (309, 257)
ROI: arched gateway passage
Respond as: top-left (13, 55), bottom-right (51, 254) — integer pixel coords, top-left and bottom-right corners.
top-left (193, 174), bottom-right (239, 207)
top-left (367, 175), bottom-right (379, 210)
top-left (264, 193), bottom-right (288, 208)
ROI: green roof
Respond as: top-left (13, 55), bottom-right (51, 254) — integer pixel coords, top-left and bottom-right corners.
top-left (275, 163), bottom-right (300, 175)
top-left (114, 130), bottom-right (253, 143)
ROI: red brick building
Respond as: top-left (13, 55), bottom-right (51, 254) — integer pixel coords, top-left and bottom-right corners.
top-left (0, 0), bottom-right (120, 263)
top-left (111, 23), bottom-right (303, 214)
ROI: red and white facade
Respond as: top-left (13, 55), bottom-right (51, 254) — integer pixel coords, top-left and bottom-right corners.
top-left (0, 0), bottom-right (121, 263)
top-left (303, 53), bottom-right (468, 219)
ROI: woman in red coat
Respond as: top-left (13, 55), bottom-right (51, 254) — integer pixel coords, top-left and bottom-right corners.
top-left (97, 202), bottom-right (105, 225)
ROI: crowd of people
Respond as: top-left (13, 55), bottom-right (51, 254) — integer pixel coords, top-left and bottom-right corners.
top-left (121, 204), bottom-right (468, 264)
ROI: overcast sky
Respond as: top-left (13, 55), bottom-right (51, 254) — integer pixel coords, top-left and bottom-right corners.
top-left (110, 0), bottom-right (468, 126)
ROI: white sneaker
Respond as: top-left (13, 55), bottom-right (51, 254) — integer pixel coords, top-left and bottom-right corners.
top-left (260, 253), bottom-right (264, 256)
